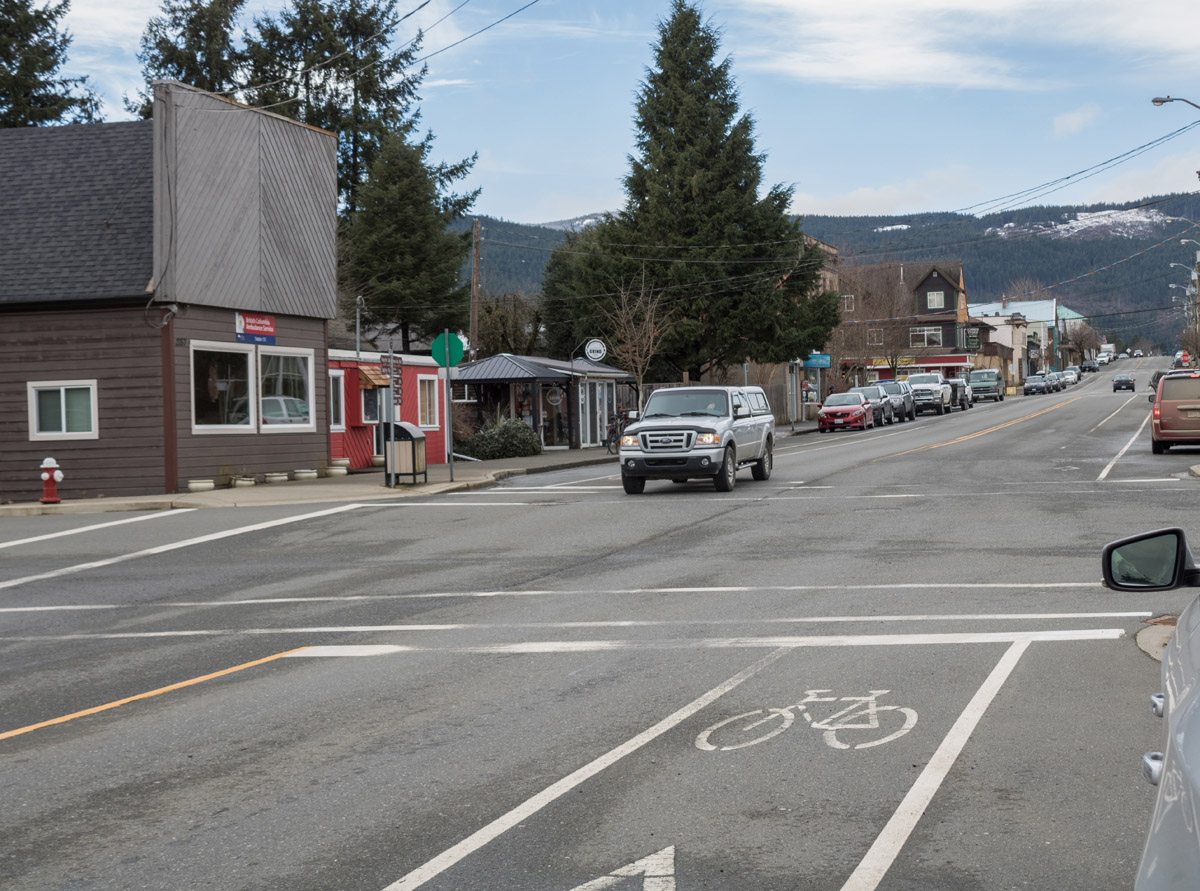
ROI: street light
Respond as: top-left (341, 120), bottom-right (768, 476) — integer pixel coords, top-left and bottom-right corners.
top-left (1169, 262), bottom-right (1198, 276)
top-left (1152, 96), bottom-right (1200, 110)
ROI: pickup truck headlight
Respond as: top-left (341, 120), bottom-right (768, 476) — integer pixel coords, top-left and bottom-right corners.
top-left (619, 434), bottom-right (639, 448)
top-left (695, 433), bottom-right (719, 445)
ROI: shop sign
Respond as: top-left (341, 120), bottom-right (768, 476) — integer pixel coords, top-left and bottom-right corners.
top-left (235, 311), bottom-right (276, 344)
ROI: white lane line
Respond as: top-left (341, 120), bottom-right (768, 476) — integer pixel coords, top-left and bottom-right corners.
top-left (840, 640), bottom-right (1030, 891)
top-left (544, 473), bottom-right (619, 487)
top-left (0, 510), bottom-right (196, 550)
top-left (1089, 394), bottom-right (1142, 433)
top-left (0, 504), bottom-right (362, 591)
top-left (1097, 411), bottom-right (1153, 480)
top-left (380, 647), bottom-right (795, 891)
top-left (8, 629), bottom-right (1125, 646)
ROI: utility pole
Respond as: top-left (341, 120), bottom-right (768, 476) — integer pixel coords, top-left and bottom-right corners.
top-left (470, 218), bottom-right (480, 360)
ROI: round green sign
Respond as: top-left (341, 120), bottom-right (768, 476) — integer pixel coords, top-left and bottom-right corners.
top-left (432, 332), bottom-right (464, 367)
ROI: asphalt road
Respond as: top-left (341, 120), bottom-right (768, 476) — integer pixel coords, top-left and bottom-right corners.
top-left (0, 360), bottom-right (1189, 891)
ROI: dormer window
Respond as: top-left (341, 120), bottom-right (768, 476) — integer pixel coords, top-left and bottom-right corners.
top-left (927, 290), bottom-right (945, 310)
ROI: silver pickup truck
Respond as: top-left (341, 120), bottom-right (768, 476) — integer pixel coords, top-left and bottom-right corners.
top-left (618, 385), bottom-right (774, 494)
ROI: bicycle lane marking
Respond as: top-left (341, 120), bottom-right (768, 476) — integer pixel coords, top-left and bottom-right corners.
top-left (380, 646), bottom-right (795, 891)
top-left (839, 639), bottom-right (1029, 891)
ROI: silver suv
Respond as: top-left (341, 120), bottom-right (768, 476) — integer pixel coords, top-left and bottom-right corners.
top-left (618, 386), bottom-right (774, 494)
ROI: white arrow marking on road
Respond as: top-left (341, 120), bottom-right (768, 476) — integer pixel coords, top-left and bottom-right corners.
top-left (570, 846), bottom-right (676, 890)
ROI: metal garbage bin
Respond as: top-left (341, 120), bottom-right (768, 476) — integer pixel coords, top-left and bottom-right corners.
top-left (385, 421), bottom-right (427, 484)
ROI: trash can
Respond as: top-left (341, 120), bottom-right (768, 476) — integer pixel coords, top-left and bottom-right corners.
top-left (385, 421), bottom-right (427, 484)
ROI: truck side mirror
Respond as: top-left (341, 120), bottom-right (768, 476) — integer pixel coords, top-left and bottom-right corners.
top-left (1102, 528), bottom-right (1199, 590)
top-left (1148, 394), bottom-right (1155, 404)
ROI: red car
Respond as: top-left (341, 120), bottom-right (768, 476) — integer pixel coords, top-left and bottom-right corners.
top-left (818, 392), bottom-right (874, 432)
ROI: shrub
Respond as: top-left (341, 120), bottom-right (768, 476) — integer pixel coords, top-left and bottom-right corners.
top-left (457, 418), bottom-right (543, 460)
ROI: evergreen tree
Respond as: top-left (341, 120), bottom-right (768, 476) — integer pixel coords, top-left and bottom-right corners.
top-left (242, 0), bottom-right (423, 214)
top-left (542, 0), bottom-right (838, 380)
top-left (0, 0), bottom-right (100, 126)
top-left (341, 131), bottom-right (479, 351)
top-left (126, 0), bottom-right (246, 118)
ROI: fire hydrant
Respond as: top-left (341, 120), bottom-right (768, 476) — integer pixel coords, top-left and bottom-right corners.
top-left (40, 457), bottom-right (63, 504)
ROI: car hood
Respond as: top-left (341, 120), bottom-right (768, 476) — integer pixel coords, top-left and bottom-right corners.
top-left (625, 416), bottom-right (723, 434)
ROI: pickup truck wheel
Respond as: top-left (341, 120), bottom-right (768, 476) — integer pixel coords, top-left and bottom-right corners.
top-left (713, 447), bottom-right (737, 492)
top-left (908, 407), bottom-right (916, 421)
top-left (751, 440), bottom-right (773, 481)
top-left (936, 401), bottom-right (945, 416)
top-left (622, 474), bottom-right (646, 494)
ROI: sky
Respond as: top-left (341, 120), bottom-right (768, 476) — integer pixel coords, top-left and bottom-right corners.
top-left (62, 0), bottom-right (1200, 227)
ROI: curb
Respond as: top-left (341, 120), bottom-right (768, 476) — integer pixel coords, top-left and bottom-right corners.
top-left (1136, 624), bottom-right (1175, 663)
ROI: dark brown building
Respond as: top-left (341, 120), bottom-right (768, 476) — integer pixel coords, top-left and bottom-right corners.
top-left (0, 82), bottom-right (338, 502)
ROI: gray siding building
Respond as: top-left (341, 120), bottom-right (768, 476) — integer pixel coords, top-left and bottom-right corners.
top-left (0, 82), bottom-right (338, 501)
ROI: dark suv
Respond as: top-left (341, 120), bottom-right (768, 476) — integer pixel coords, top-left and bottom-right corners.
top-left (873, 380), bottom-right (916, 421)
top-left (1081, 359), bottom-right (1099, 373)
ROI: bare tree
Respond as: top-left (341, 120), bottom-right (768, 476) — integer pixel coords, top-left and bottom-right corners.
top-left (476, 293), bottom-right (542, 358)
top-left (1063, 320), bottom-right (1102, 363)
top-left (598, 269), bottom-right (669, 411)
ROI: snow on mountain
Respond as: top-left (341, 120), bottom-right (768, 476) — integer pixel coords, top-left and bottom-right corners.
top-left (538, 214), bottom-right (608, 231)
top-left (874, 224), bottom-right (910, 232)
top-left (985, 207), bottom-right (1170, 240)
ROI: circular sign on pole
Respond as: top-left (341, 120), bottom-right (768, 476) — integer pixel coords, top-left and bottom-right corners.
top-left (432, 332), bottom-right (465, 367)
top-left (584, 338), bottom-right (607, 362)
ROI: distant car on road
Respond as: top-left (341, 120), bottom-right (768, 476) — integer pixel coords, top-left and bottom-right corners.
top-left (1133, 349), bottom-right (1145, 358)
top-left (968, 368), bottom-right (1005, 401)
top-left (1024, 374), bottom-right (1048, 395)
top-left (1113, 373), bottom-right (1135, 392)
top-left (849, 385), bottom-right (894, 426)
top-left (1119, 352), bottom-right (1131, 360)
top-left (1081, 359), bottom-right (1099, 373)
top-left (873, 380), bottom-right (916, 422)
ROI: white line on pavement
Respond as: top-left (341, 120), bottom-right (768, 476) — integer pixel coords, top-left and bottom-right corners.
top-left (840, 640), bottom-right (1030, 891)
top-left (1098, 411), bottom-right (1153, 480)
top-left (0, 510), bottom-right (196, 550)
top-left (0, 504), bottom-right (362, 591)
top-left (380, 647), bottom-right (795, 890)
top-left (1089, 394), bottom-right (1142, 433)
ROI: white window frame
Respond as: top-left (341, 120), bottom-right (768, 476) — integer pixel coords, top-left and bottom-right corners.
top-left (258, 345), bottom-right (316, 434)
top-left (189, 340), bottom-right (257, 435)
top-left (926, 290), bottom-right (945, 310)
top-left (452, 383), bottom-right (478, 403)
top-left (361, 387), bottom-right (381, 425)
top-left (910, 326), bottom-right (943, 348)
top-left (329, 369), bottom-right (345, 432)
top-left (842, 293), bottom-right (855, 312)
top-left (27, 379), bottom-right (99, 441)
top-left (417, 374), bottom-right (439, 428)
top-left (867, 328), bottom-right (884, 346)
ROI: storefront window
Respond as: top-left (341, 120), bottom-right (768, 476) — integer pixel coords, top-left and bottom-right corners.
top-left (362, 387), bottom-right (380, 424)
top-left (329, 370), bottom-right (345, 431)
top-left (193, 347), bottom-right (253, 428)
top-left (260, 351), bottom-right (312, 427)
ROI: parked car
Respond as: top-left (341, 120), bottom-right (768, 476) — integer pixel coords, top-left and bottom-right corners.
top-left (850, 385), bottom-right (894, 426)
top-left (1174, 351), bottom-right (1192, 368)
top-left (873, 380), bottom-right (916, 422)
top-left (1113, 373), bottom-right (1136, 392)
top-left (1062, 368), bottom-right (1079, 385)
top-left (1149, 370), bottom-right (1200, 454)
top-left (968, 368), bottom-right (1005, 402)
top-left (1024, 374), bottom-right (1049, 395)
top-left (1043, 372), bottom-right (1061, 392)
top-left (818, 392), bottom-right (873, 432)
top-left (618, 385), bottom-right (774, 493)
top-left (1081, 359), bottom-right (1099, 373)
top-left (1119, 352), bottom-right (1131, 360)
top-left (1098, 354), bottom-right (1110, 365)
top-left (1100, 527), bottom-right (1200, 889)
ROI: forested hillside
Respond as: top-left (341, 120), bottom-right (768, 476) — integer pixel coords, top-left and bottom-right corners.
top-left (459, 192), bottom-right (1200, 349)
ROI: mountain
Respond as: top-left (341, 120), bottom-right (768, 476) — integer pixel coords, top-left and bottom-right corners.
top-left (456, 193), bottom-right (1200, 350)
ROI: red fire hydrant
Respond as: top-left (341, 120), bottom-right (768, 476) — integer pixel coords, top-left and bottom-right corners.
top-left (40, 457), bottom-right (63, 504)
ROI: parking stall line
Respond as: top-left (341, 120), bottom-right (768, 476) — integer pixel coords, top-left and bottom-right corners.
top-left (1089, 393), bottom-right (1142, 433)
top-left (0, 510), bottom-right (196, 551)
top-left (1097, 411), bottom-right (1153, 481)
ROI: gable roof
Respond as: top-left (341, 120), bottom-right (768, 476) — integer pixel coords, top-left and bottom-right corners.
top-left (907, 263), bottom-right (964, 293)
top-left (0, 120), bottom-right (154, 307)
top-left (457, 353), bottom-right (634, 383)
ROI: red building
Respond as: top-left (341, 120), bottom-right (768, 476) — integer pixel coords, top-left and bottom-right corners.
top-left (328, 349), bottom-right (449, 467)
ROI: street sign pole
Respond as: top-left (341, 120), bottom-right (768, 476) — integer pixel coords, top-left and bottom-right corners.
top-left (444, 329), bottom-right (454, 482)
top-left (386, 340), bottom-right (395, 488)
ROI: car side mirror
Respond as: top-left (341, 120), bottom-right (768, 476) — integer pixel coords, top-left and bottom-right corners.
top-left (1148, 394), bottom-right (1155, 404)
top-left (1102, 528), bottom-right (1200, 590)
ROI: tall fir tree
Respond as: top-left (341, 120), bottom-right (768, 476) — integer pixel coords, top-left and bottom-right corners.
top-left (242, 0), bottom-right (423, 214)
top-left (0, 0), bottom-right (100, 126)
top-left (126, 0), bottom-right (246, 118)
top-left (341, 131), bottom-right (479, 351)
top-left (542, 0), bottom-right (839, 380)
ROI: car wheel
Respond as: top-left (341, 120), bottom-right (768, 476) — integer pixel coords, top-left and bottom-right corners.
top-left (886, 409), bottom-right (894, 425)
top-left (622, 474), bottom-right (646, 494)
top-left (751, 440), bottom-right (773, 481)
top-left (908, 407), bottom-right (916, 421)
top-left (1151, 438), bottom-right (1168, 455)
top-left (936, 402), bottom-right (945, 415)
top-left (713, 447), bottom-right (737, 492)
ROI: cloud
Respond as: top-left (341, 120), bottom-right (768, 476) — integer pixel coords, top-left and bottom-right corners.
top-left (423, 79), bottom-right (472, 89)
top-left (719, 0), bottom-right (1200, 90)
top-left (1053, 103), bottom-right (1101, 138)
top-left (1081, 152), bottom-right (1200, 205)
top-left (791, 165), bottom-right (973, 216)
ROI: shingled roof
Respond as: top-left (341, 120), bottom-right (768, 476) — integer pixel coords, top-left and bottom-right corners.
top-left (0, 120), bottom-right (154, 307)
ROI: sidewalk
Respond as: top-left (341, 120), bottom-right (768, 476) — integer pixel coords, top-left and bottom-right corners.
top-left (0, 421), bottom-right (819, 517)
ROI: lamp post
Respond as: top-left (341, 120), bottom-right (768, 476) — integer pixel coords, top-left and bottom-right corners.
top-left (1152, 96), bottom-right (1200, 111)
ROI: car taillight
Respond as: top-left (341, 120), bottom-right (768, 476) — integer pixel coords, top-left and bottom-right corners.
top-left (1153, 404), bottom-right (1161, 420)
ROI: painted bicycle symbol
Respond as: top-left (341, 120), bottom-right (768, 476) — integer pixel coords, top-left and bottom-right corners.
top-left (695, 689), bottom-right (917, 752)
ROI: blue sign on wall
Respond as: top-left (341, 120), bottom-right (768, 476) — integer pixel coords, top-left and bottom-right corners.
top-left (803, 353), bottom-right (831, 368)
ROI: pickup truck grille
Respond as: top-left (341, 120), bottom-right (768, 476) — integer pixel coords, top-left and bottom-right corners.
top-left (912, 390), bottom-right (935, 402)
top-left (639, 430), bottom-right (694, 451)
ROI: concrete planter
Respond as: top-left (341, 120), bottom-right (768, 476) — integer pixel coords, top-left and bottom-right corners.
top-left (370, 455), bottom-right (385, 467)
top-left (187, 479), bottom-right (215, 493)
top-left (293, 469), bottom-right (318, 481)
top-left (325, 466), bottom-right (348, 477)
top-left (264, 472), bottom-right (290, 484)
top-left (231, 477), bottom-right (256, 488)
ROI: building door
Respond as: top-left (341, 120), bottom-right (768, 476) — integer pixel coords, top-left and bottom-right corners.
top-left (578, 380), bottom-right (615, 447)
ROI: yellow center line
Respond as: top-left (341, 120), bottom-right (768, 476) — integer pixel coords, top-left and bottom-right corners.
top-left (878, 396), bottom-right (1088, 460)
top-left (0, 647), bottom-right (310, 742)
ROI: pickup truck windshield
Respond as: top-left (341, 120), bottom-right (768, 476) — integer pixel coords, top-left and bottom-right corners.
top-left (642, 390), bottom-right (729, 417)
top-left (906, 374), bottom-right (939, 384)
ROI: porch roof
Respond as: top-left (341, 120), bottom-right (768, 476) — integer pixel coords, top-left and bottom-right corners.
top-left (456, 353), bottom-right (633, 383)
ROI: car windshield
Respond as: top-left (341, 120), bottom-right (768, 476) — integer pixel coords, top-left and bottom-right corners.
top-left (850, 387), bottom-right (880, 398)
top-left (1115, 375), bottom-right (1133, 381)
top-left (876, 383), bottom-right (900, 394)
top-left (1027, 375), bottom-right (1044, 382)
top-left (1161, 376), bottom-right (1200, 400)
top-left (824, 394), bottom-right (863, 406)
top-left (642, 390), bottom-right (729, 417)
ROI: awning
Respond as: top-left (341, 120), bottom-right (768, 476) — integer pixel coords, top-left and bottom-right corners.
top-left (358, 366), bottom-right (390, 388)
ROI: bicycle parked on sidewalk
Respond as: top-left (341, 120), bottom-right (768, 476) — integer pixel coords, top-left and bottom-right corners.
top-left (605, 410), bottom-right (633, 455)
